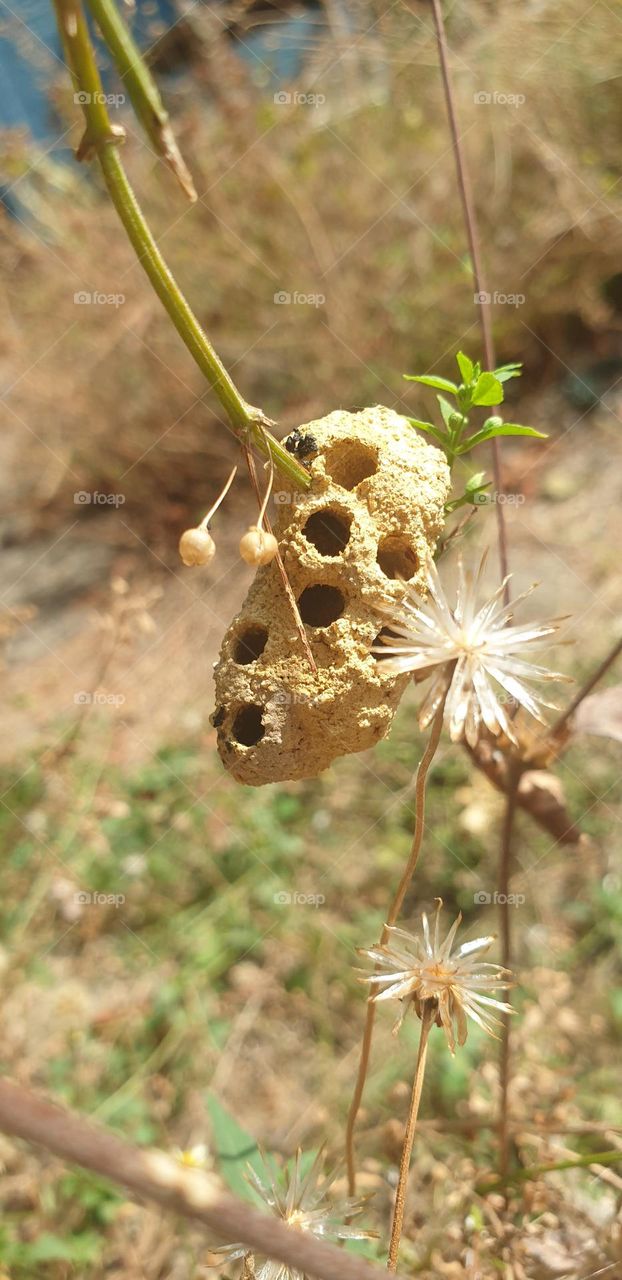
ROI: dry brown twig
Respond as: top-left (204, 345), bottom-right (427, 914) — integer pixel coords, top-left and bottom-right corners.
top-left (0, 1078), bottom-right (402, 1280)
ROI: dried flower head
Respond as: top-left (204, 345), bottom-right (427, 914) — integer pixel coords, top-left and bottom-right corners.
top-left (210, 1148), bottom-right (376, 1278)
top-left (361, 899), bottom-right (513, 1054)
top-left (179, 526), bottom-right (216, 567)
top-left (240, 526), bottom-right (279, 567)
top-left (374, 553), bottom-right (569, 747)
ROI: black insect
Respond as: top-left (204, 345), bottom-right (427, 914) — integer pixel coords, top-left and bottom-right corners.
top-left (284, 428), bottom-right (318, 461)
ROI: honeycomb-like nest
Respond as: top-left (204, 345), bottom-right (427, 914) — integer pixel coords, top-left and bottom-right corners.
top-left (213, 406), bottom-right (450, 785)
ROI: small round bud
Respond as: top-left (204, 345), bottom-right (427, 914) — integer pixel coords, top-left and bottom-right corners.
top-left (239, 526), bottom-right (278, 566)
top-left (179, 526), bottom-right (216, 567)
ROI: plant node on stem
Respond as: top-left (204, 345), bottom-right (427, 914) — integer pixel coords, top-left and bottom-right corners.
top-left (51, 0), bottom-right (311, 495)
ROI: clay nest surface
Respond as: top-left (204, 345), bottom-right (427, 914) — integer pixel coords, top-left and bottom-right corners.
top-left (213, 406), bottom-right (450, 784)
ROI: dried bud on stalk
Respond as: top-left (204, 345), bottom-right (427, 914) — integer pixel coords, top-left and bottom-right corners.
top-left (239, 526), bottom-right (278, 566)
top-left (178, 465), bottom-right (237, 569)
top-left (179, 527), bottom-right (216, 567)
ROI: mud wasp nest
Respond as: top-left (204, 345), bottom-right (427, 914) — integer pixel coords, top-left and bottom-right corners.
top-left (212, 406), bottom-right (451, 785)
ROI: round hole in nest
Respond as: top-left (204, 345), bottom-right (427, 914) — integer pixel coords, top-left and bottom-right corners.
top-left (377, 535), bottom-right (419, 581)
top-left (371, 626), bottom-right (400, 662)
top-left (298, 584), bottom-right (345, 627)
top-left (233, 624), bottom-right (268, 665)
top-left (231, 704), bottom-right (265, 747)
top-left (302, 509), bottom-right (352, 556)
top-left (323, 438), bottom-right (378, 489)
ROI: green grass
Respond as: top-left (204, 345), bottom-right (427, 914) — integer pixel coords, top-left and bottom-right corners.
top-left (0, 700), bottom-right (621, 1275)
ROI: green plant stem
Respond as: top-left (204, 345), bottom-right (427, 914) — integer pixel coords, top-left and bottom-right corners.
top-left (477, 1149), bottom-right (622, 1195)
top-left (52, 0), bottom-right (311, 493)
top-left (85, 0), bottom-right (197, 200)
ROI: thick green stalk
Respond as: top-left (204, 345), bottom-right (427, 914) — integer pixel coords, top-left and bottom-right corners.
top-left (85, 0), bottom-right (197, 201)
top-left (52, 0), bottom-right (311, 491)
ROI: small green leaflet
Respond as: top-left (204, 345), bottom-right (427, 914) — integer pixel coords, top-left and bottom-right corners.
top-left (493, 362), bottom-right (523, 383)
top-left (460, 423), bottom-right (547, 452)
top-left (471, 372), bottom-right (503, 406)
top-left (206, 1094), bottom-right (264, 1204)
top-left (407, 417), bottom-right (446, 445)
top-left (456, 351), bottom-right (474, 382)
top-left (404, 373), bottom-right (458, 394)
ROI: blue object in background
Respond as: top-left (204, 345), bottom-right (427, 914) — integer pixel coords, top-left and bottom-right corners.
top-left (0, 0), bottom-right (333, 222)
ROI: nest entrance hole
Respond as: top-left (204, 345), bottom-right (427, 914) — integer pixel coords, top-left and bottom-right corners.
top-left (298, 584), bottom-right (345, 627)
top-left (231, 704), bottom-right (265, 746)
top-left (323, 439), bottom-right (378, 489)
top-left (302, 509), bottom-right (352, 556)
top-left (371, 626), bottom-right (400, 662)
top-left (233, 624), bottom-right (268, 665)
top-left (376, 536), bottom-right (419, 581)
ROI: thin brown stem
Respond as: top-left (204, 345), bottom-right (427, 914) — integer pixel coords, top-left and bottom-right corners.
top-left (426, 0), bottom-right (509, 598)
top-left (0, 1078), bottom-right (405, 1280)
top-left (550, 635), bottom-right (622, 738)
top-left (498, 759), bottom-right (521, 1183)
top-left (387, 1005), bottom-right (434, 1271)
top-left (242, 444), bottom-right (317, 675)
top-left (346, 679), bottom-right (451, 1194)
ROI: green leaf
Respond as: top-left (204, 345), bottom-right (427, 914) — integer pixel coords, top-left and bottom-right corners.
top-left (407, 418), bottom-right (447, 447)
top-left (437, 394), bottom-right (457, 428)
top-left (408, 418), bottom-right (439, 434)
top-left (494, 362), bottom-right (523, 383)
top-left (465, 470), bottom-right (488, 492)
top-left (404, 374), bottom-right (458, 394)
top-left (445, 475), bottom-right (492, 512)
top-left (471, 372), bottom-right (504, 406)
top-left (501, 422), bottom-right (548, 437)
top-left (24, 1233), bottom-right (101, 1263)
top-left (459, 423), bottom-right (548, 452)
top-left (206, 1095), bottom-right (263, 1204)
top-left (456, 351), bottom-right (474, 383)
